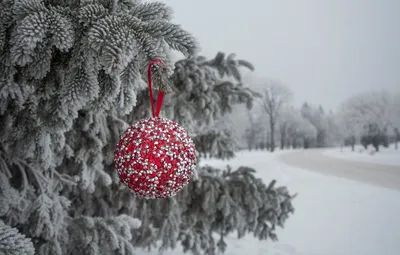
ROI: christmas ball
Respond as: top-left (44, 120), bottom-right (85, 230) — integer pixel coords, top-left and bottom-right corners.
top-left (114, 117), bottom-right (197, 199)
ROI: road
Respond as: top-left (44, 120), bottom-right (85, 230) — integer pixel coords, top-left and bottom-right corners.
top-left (278, 149), bottom-right (400, 192)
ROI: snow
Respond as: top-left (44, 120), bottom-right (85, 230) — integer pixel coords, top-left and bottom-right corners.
top-left (137, 150), bottom-right (400, 255)
top-left (323, 144), bottom-right (400, 167)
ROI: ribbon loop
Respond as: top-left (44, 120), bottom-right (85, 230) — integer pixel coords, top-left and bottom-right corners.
top-left (147, 59), bottom-right (167, 118)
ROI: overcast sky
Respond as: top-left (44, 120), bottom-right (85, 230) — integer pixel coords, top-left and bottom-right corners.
top-left (157, 0), bottom-right (400, 110)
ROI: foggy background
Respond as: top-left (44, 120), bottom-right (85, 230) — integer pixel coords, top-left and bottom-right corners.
top-left (160, 0), bottom-right (400, 110)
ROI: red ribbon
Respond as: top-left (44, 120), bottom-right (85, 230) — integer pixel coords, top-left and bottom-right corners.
top-left (147, 59), bottom-right (165, 118)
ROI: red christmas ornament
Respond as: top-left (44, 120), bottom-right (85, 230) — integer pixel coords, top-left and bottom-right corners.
top-left (114, 59), bottom-right (197, 199)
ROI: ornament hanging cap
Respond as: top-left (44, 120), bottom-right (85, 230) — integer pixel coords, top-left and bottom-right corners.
top-left (147, 59), bottom-right (173, 117)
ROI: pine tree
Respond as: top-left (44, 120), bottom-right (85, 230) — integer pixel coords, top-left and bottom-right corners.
top-left (0, 1), bottom-right (295, 254)
top-left (166, 53), bottom-right (259, 160)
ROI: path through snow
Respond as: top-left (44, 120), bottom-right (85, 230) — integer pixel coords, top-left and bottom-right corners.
top-left (279, 149), bottom-right (400, 192)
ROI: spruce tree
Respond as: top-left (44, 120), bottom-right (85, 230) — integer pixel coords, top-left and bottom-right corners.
top-left (166, 53), bottom-right (259, 160)
top-left (0, 0), bottom-right (295, 254)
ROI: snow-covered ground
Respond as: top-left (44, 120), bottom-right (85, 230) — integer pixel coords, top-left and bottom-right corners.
top-left (323, 144), bottom-right (400, 167)
top-left (138, 150), bottom-right (400, 255)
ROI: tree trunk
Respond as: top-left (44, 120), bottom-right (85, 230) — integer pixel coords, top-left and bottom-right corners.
top-left (286, 137), bottom-right (291, 149)
top-left (350, 136), bottom-right (356, 151)
top-left (373, 142), bottom-right (379, 152)
top-left (270, 119), bottom-right (275, 152)
top-left (303, 137), bottom-right (309, 149)
top-left (280, 123), bottom-right (286, 150)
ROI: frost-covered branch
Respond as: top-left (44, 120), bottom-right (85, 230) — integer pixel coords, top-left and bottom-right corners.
top-left (0, 221), bottom-right (35, 255)
top-left (175, 165), bottom-right (295, 255)
top-left (0, 0), bottom-right (199, 254)
top-left (67, 214), bottom-right (141, 255)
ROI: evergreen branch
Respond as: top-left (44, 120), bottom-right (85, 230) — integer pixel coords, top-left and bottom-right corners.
top-left (67, 214), bottom-right (141, 254)
top-left (123, 18), bottom-right (199, 57)
top-left (14, 160), bottom-right (44, 193)
top-left (78, 4), bottom-right (109, 28)
top-left (129, 2), bottom-right (173, 22)
top-left (0, 222), bottom-right (35, 255)
top-left (0, 151), bottom-right (12, 178)
top-left (10, 11), bottom-right (50, 66)
top-left (51, 169), bottom-right (77, 186)
top-left (237, 59), bottom-right (255, 71)
top-left (12, 0), bottom-right (47, 22)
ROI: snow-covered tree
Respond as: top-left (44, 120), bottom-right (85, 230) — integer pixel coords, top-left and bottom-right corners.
top-left (299, 103), bottom-right (341, 148)
top-left (278, 107), bottom-right (317, 149)
top-left (323, 109), bottom-right (342, 147)
top-left (335, 106), bottom-right (361, 150)
top-left (243, 110), bottom-right (264, 150)
top-left (165, 53), bottom-right (259, 159)
top-left (168, 53), bottom-right (257, 127)
top-left (0, 1), bottom-right (295, 255)
top-left (278, 107), bottom-right (296, 149)
top-left (394, 127), bottom-right (400, 150)
top-left (340, 90), bottom-right (393, 130)
top-left (300, 104), bottom-right (324, 148)
top-left (258, 80), bottom-right (292, 152)
top-left (390, 91), bottom-right (400, 149)
top-left (0, 0), bottom-right (198, 253)
top-left (337, 89), bottom-right (397, 151)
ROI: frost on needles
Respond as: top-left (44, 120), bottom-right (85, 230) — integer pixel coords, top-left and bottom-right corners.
top-left (0, 0), bottom-right (295, 255)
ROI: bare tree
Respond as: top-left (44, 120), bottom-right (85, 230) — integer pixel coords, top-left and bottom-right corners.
top-left (244, 110), bottom-right (257, 150)
top-left (278, 106), bottom-right (296, 150)
top-left (259, 80), bottom-right (292, 152)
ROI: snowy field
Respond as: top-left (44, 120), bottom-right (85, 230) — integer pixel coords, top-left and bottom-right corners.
top-left (323, 144), bottom-right (400, 167)
top-left (137, 150), bottom-right (400, 255)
